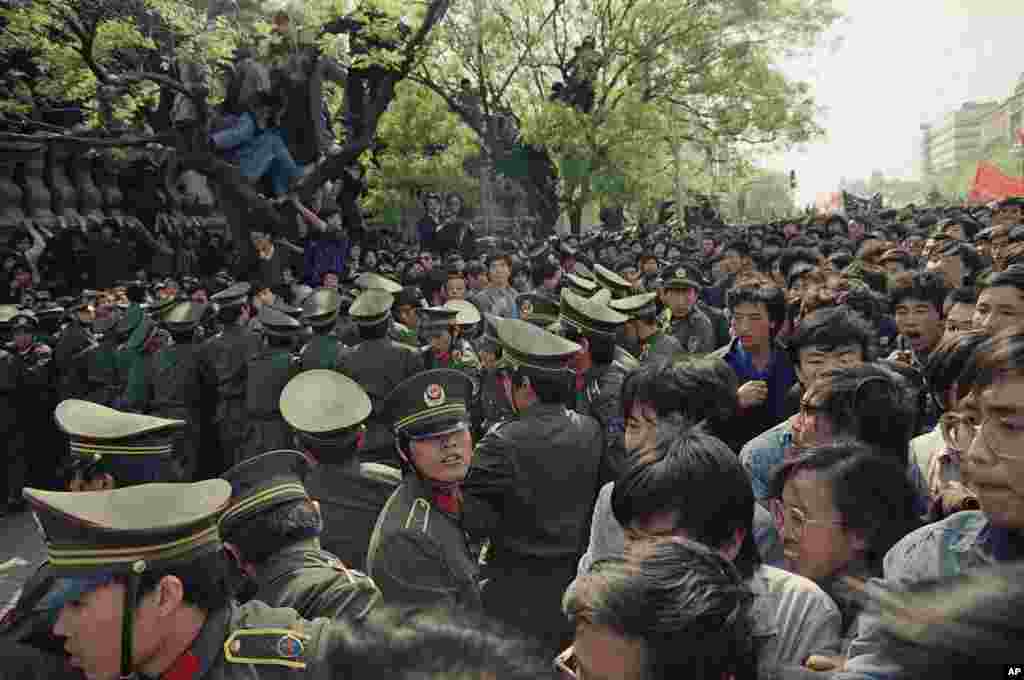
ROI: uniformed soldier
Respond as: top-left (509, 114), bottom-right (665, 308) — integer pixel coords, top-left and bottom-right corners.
top-left (116, 297), bottom-right (162, 413)
top-left (389, 286), bottom-right (424, 349)
top-left (354, 271), bottom-right (404, 295)
top-left (559, 288), bottom-right (636, 482)
top-left (592, 262), bottom-right (634, 299)
top-left (660, 267), bottom-right (716, 354)
top-left (610, 291), bottom-right (683, 363)
top-left (462, 316), bottom-right (605, 655)
top-left (198, 282), bottom-right (262, 475)
top-left (337, 289), bottom-right (423, 467)
top-left (8, 311), bottom-right (56, 494)
top-left (83, 315), bottom-right (125, 407)
top-left (54, 398), bottom-right (187, 490)
top-left (366, 368), bottom-right (482, 610)
top-left (298, 288), bottom-right (345, 371)
top-left (416, 306), bottom-right (480, 378)
top-left (243, 307), bottom-right (302, 459)
top-left (53, 301), bottom-right (97, 401)
top-left (0, 308), bottom-right (27, 512)
top-left (141, 301), bottom-right (206, 480)
top-left (564, 272), bottom-right (600, 298)
top-left (279, 369), bottom-right (400, 572)
top-left (219, 449), bottom-right (381, 620)
top-left (22, 480), bottom-right (344, 680)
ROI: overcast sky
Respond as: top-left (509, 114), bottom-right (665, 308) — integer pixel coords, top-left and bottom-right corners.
top-left (765, 0), bottom-right (1024, 206)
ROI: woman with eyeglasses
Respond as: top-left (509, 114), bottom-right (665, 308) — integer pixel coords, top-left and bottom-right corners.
top-left (841, 325), bottom-right (1024, 679)
top-left (768, 441), bottom-right (921, 670)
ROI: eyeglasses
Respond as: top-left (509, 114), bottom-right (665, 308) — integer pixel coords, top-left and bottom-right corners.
top-left (771, 501), bottom-right (844, 540)
top-left (939, 410), bottom-right (1024, 460)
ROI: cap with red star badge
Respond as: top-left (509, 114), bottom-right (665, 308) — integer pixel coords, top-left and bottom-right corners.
top-left (383, 368), bottom-right (475, 440)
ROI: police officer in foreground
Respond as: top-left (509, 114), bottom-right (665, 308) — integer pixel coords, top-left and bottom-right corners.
top-left (22, 480), bottom-right (343, 680)
top-left (219, 449), bottom-right (381, 621)
top-left (660, 267), bottom-right (716, 354)
top-left (279, 369), bottom-right (400, 572)
top-left (299, 288), bottom-right (345, 371)
top-left (462, 316), bottom-right (605, 656)
top-left (366, 368), bottom-right (482, 610)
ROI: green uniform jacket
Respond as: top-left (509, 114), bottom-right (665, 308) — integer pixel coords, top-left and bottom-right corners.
top-left (299, 334), bottom-right (345, 372)
top-left (669, 306), bottom-right (716, 354)
top-left (638, 330), bottom-right (683, 364)
top-left (248, 538), bottom-right (381, 622)
top-left (366, 473), bottom-right (482, 611)
top-left (163, 600), bottom-right (340, 679)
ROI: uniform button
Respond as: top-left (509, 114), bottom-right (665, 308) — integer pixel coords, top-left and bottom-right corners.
top-left (230, 639), bottom-right (241, 654)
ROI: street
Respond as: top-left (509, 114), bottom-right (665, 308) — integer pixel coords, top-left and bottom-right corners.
top-left (0, 510), bottom-right (47, 617)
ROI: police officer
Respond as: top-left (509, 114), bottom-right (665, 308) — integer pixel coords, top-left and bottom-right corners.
top-left (559, 288), bottom-right (636, 482)
top-left (219, 449), bottom-right (381, 621)
top-left (366, 368), bottom-right (482, 610)
top-left (389, 286), bottom-right (423, 349)
top-left (243, 306), bottom-right (302, 459)
top-left (298, 288), bottom-right (346, 371)
top-left (416, 307), bottom-right (480, 381)
top-left (141, 301), bottom-right (206, 480)
top-left (462, 316), bottom-right (605, 655)
top-left (199, 282), bottom-right (262, 475)
top-left (660, 267), bottom-right (716, 354)
top-left (610, 291), bottom-right (683, 363)
top-left (53, 301), bottom-right (97, 400)
top-left (22, 480), bottom-right (344, 680)
top-left (8, 311), bottom-right (55, 494)
top-left (337, 289), bottom-right (423, 467)
top-left (280, 370), bottom-right (400, 572)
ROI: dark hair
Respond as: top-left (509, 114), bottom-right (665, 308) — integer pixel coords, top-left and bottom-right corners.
top-left (768, 441), bottom-right (921, 579)
top-left (788, 307), bottom-right (874, 367)
top-left (505, 366), bottom-right (573, 405)
top-left (358, 318), bottom-right (390, 340)
top-left (465, 261), bottom-right (486, 277)
top-left (804, 364), bottom-right (917, 465)
top-left (922, 329), bottom-right (991, 408)
top-left (118, 549), bottom-right (233, 613)
top-left (564, 538), bottom-right (756, 680)
top-left (945, 285), bottom-right (978, 308)
top-left (325, 605), bottom-right (560, 680)
top-left (980, 263), bottom-right (1024, 293)
top-left (621, 358), bottom-right (738, 429)
top-left (969, 325), bottom-right (1024, 391)
top-left (530, 258), bottom-right (559, 287)
top-left (221, 499), bottom-right (322, 564)
top-left (778, 248), bottom-right (820, 281)
top-left (889, 271), bottom-right (950, 314)
top-left (931, 241), bottom-right (982, 284)
top-left (612, 426), bottom-right (759, 580)
top-left (561, 323), bottom-right (616, 364)
top-left (486, 253), bottom-right (512, 270)
top-left (875, 563), bottom-right (1024, 680)
top-left (725, 284), bottom-right (786, 331)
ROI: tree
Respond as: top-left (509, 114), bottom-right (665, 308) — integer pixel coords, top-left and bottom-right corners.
top-left (0, 0), bottom-right (451, 244)
top-left (416, 0), bottom-right (838, 234)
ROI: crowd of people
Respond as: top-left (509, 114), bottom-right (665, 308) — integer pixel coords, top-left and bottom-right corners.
top-left (2, 193), bottom-right (1024, 679)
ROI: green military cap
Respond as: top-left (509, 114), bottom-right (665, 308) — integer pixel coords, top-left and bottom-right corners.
top-left (560, 288), bottom-right (628, 339)
top-left (260, 306), bottom-right (302, 337)
top-left (24, 479), bottom-right (231, 577)
top-left (417, 306), bottom-right (458, 334)
top-left (489, 315), bottom-right (581, 374)
top-left (610, 292), bottom-right (659, 320)
top-left (349, 289), bottom-right (394, 326)
top-left (593, 264), bottom-right (633, 297)
top-left (590, 288), bottom-right (613, 306)
top-left (280, 369), bottom-right (372, 451)
top-left (516, 293), bottom-right (560, 327)
top-left (219, 449), bottom-right (313, 533)
top-left (163, 301), bottom-right (207, 333)
top-left (301, 287), bottom-right (342, 328)
top-left (662, 266), bottom-right (700, 290)
top-left (573, 263), bottom-right (593, 279)
top-left (55, 398), bottom-right (185, 463)
top-left (384, 368), bottom-right (475, 439)
top-left (443, 299), bottom-right (481, 326)
top-left (354, 271), bottom-right (403, 294)
top-left (0, 304), bottom-right (22, 325)
top-left (148, 296), bottom-right (178, 319)
top-left (565, 273), bottom-right (600, 298)
top-left (210, 281), bottom-right (251, 309)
